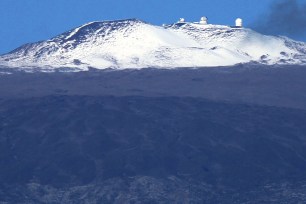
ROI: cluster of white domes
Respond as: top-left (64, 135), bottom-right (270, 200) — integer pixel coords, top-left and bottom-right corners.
top-left (177, 17), bottom-right (243, 27)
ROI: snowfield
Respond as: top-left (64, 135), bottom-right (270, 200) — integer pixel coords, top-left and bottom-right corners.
top-left (0, 19), bottom-right (306, 71)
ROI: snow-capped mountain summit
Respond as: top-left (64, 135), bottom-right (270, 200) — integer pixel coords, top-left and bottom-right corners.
top-left (1, 18), bottom-right (306, 70)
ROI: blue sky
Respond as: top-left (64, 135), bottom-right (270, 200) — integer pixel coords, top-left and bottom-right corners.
top-left (0, 0), bottom-right (302, 54)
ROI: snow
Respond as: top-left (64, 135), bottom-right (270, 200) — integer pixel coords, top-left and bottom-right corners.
top-left (0, 19), bottom-right (305, 71)
top-left (64, 22), bottom-right (97, 40)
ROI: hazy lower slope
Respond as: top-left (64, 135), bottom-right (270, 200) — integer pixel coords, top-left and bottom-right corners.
top-left (0, 96), bottom-right (306, 203)
top-left (0, 19), bottom-right (306, 70)
top-left (1, 65), bottom-right (306, 110)
top-left (0, 66), bottom-right (306, 203)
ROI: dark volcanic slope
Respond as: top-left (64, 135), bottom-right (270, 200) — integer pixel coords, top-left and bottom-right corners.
top-left (1, 65), bottom-right (306, 203)
top-left (0, 96), bottom-right (306, 203)
top-left (1, 65), bottom-right (306, 110)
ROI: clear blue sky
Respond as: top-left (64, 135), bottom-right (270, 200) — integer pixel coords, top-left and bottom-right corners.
top-left (0, 0), bottom-right (299, 54)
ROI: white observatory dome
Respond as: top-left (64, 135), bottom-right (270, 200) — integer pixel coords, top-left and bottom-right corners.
top-left (235, 18), bottom-right (243, 27)
top-left (178, 18), bottom-right (185, 23)
top-left (200, 16), bottom-right (208, 25)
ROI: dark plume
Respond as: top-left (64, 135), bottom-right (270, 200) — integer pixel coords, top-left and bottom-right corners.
top-left (252, 0), bottom-right (306, 41)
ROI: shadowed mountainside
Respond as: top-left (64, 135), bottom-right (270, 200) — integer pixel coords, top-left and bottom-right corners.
top-left (1, 65), bottom-right (306, 110)
top-left (0, 95), bottom-right (306, 203)
top-left (1, 66), bottom-right (306, 203)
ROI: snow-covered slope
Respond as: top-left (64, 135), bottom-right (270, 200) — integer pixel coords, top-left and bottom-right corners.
top-left (1, 18), bottom-right (306, 70)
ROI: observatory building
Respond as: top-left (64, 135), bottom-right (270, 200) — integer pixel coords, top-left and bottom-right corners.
top-left (178, 18), bottom-right (185, 23)
top-left (235, 18), bottom-right (243, 27)
top-left (199, 17), bottom-right (208, 25)
top-left (176, 17), bottom-right (208, 25)
top-left (172, 17), bottom-right (243, 28)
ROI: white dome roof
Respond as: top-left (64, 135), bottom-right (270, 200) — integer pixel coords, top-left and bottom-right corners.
top-left (235, 18), bottom-right (243, 27)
